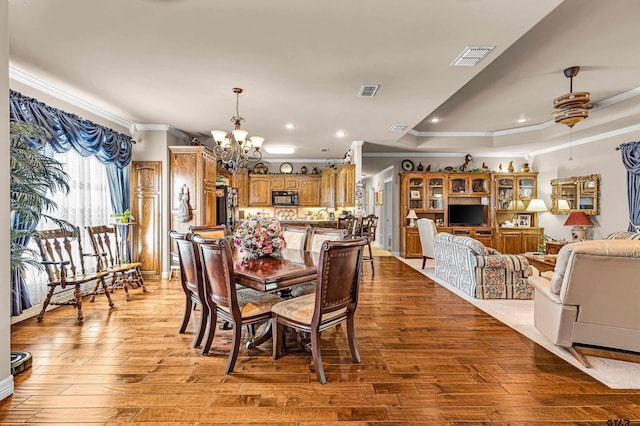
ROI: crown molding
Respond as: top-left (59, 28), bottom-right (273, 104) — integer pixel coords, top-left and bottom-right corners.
top-left (529, 123), bottom-right (640, 156)
top-left (409, 86), bottom-right (640, 139)
top-left (10, 66), bottom-right (190, 139)
top-left (9, 66), bottom-right (132, 129)
top-left (363, 152), bottom-right (527, 158)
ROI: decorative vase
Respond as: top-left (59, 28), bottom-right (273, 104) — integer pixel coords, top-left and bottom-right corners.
top-left (521, 163), bottom-right (530, 172)
top-left (416, 162), bottom-right (424, 171)
top-left (300, 165), bottom-right (308, 174)
top-left (507, 161), bottom-right (515, 172)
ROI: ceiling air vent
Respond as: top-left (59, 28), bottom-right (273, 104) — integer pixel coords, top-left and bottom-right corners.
top-left (450, 45), bottom-right (495, 67)
top-left (389, 124), bottom-right (408, 132)
top-left (358, 84), bottom-right (380, 97)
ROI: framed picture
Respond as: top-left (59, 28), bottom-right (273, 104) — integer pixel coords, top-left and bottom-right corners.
top-left (410, 190), bottom-right (421, 199)
top-left (377, 190), bottom-right (384, 205)
top-left (517, 214), bottom-right (531, 227)
top-left (373, 192), bottom-right (379, 205)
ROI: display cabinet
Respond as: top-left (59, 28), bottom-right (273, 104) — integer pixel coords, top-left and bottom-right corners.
top-left (494, 172), bottom-right (539, 228)
top-left (448, 173), bottom-right (490, 196)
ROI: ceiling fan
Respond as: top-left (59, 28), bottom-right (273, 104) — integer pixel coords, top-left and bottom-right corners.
top-left (552, 66), bottom-right (594, 128)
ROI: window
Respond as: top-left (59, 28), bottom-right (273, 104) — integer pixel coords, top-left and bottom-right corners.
top-left (25, 149), bottom-right (112, 306)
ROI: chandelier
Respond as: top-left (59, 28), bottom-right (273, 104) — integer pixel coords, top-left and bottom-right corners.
top-left (211, 88), bottom-right (263, 173)
top-left (552, 66), bottom-right (594, 128)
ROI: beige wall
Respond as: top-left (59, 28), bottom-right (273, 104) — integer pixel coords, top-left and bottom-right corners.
top-left (531, 133), bottom-right (633, 241)
top-left (1, 0), bottom-right (14, 399)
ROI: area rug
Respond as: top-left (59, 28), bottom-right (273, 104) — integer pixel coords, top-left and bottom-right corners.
top-left (398, 256), bottom-right (640, 390)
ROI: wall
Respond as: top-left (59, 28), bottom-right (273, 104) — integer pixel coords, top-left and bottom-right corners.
top-left (365, 165), bottom-right (398, 252)
top-left (1, 0), bottom-right (14, 400)
top-left (531, 133), bottom-right (634, 241)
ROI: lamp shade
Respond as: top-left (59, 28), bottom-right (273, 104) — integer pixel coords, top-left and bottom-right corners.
top-left (507, 200), bottom-right (526, 210)
top-left (557, 199), bottom-right (571, 211)
top-left (211, 130), bottom-right (227, 143)
top-left (526, 198), bottom-right (548, 212)
top-left (564, 211), bottom-right (593, 226)
top-left (406, 210), bottom-right (418, 219)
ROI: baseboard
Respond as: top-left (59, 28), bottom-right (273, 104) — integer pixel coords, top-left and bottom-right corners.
top-left (11, 303), bottom-right (60, 325)
top-left (0, 375), bottom-right (14, 401)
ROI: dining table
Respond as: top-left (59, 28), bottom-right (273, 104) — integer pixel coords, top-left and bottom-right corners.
top-left (231, 248), bottom-right (319, 348)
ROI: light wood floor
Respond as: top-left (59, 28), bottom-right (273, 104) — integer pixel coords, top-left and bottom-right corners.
top-left (4, 257), bottom-right (640, 424)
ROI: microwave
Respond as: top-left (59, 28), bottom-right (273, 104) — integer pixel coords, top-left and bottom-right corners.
top-left (272, 191), bottom-right (299, 206)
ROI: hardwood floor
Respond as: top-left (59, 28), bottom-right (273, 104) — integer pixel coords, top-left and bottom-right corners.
top-left (4, 257), bottom-right (640, 424)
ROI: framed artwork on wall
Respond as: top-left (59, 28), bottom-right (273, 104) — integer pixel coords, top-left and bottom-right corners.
top-left (518, 214), bottom-right (531, 227)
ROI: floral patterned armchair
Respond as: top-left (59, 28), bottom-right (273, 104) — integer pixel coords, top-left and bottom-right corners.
top-left (434, 232), bottom-right (533, 299)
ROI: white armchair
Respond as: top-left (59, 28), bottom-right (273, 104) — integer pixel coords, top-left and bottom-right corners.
top-left (416, 218), bottom-right (438, 269)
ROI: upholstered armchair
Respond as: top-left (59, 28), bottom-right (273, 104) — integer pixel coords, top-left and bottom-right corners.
top-left (416, 218), bottom-right (437, 269)
top-left (434, 232), bottom-right (533, 299)
top-left (528, 239), bottom-right (640, 366)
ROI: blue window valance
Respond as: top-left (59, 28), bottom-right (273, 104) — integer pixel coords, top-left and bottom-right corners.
top-left (9, 90), bottom-right (132, 168)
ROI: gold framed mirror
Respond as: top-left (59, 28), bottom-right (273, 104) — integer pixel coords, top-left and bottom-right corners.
top-left (550, 174), bottom-right (599, 215)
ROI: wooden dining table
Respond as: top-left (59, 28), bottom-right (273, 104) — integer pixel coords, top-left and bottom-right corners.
top-left (231, 248), bottom-right (319, 348)
top-left (232, 248), bottom-right (319, 292)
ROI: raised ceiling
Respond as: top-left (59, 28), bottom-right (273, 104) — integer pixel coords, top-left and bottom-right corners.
top-left (8, 0), bottom-right (640, 172)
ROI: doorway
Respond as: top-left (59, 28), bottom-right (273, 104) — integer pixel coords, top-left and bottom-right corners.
top-left (383, 179), bottom-right (393, 251)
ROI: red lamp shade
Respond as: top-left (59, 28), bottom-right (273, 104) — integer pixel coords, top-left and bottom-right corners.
top-left (564, 211), bottom-right (593, 226)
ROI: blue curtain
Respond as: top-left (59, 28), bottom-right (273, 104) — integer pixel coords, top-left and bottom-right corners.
top-left (9, 90), bottom-right (134, 315)
top-left (619, 141), bottom-right (640, 232)
top-left (11, 217), bottom-right (36, 316)
top-left (106, 163), bottom-right (132, 261)
top-left (9, 90), bottom-right (133, 167)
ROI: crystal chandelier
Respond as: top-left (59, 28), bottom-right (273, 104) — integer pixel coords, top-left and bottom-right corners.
top-left (211, 88), bottom-right (263, 173)
top-left (552, 66), bottom-right (594, 128)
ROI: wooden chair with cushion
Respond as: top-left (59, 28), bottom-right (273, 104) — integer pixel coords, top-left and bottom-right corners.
top-left (86, 225), bottom-right (146, 301)
top-left (338, 215), bottom-right (358, 237)
top-left (169, 231), bottom-right (210, 351)
top-left (34, 228), bottom-right (114, 322)
top-left (281, 225), bottom-right (311, 251)
top-left (272, 238), bottom-right (367, 384)
top-left (290, 227), bottom-right (348, 298)
top-left (192, 235), bottom-right (284, 374)
top-left (355, 215), bottom-right (378, 275)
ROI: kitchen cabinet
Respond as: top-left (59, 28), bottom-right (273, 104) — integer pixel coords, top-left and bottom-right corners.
top-left (336, 164), bottom-right (355, 207)
top-left (321, 168), bottom-right (336, 207)
top-left (248, 176), bottom-right (271, 206)
top-left (298, 176), bottom-right (321, 206)
top-left (231, 170), bottom-right (248, 207)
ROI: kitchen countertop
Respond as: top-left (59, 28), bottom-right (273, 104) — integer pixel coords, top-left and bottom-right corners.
top-left (278, 219), bottom-right (338, 227)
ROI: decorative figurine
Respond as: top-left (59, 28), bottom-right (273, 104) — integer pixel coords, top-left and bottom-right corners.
top-left (311, 166), bottom-right (318, 174)
top-left (300, 165), bottom-right (308, 174)
top-left (425, 164), bottom-right (431, 171)
top-left (521, 163), bottom-right (530, 172)
top-left (498, 163), bottom-right (503, 172)
top-left (482, 162), bottom-right (489, 172)
top-left (459, 154), bottom-right (473, 172)
top-left (508, 161), bottom-right (515, 172)
top-left (416, 162), bottom-right (424, 171)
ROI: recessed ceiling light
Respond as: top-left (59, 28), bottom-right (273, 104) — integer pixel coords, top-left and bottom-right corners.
top-left (336, 131), bottom-right (346, 138)
top-left (430, 118), bottom-right (440, 123)
top-left (516, 118), bottom-right (527, 123)
top-left (285, 123), bottom-right (296, 129)
top-left (264, 145), bottom-right (296, 154)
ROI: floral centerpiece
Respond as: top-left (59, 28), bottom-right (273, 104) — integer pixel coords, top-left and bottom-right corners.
top-left (233, 213), bottom-right (286, 258)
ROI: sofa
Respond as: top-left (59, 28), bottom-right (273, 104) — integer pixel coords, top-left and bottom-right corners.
top-left (434, 232), bottom-right (533, 299)
top-left (528, 238), bottom-right (640, 365)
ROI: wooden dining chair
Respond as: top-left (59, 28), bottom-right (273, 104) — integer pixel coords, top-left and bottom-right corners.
top-left (34, 228), bottom-right (113, 322)
top-left (338, 215), bottom-right (358, 237)
top-left (281, 225), bottom-right (311, 251)
top-left (289, 227), bottom-right (348, 298)
top-left (169, 230), bottom-right (210, 351)
top-left (86, 225), bottom-right (146, 301)
top-left (355, 215), bottom-right (378, 275)
top-left (272, 238), bottom-right (367, 384)
top-left (192, 235), bottom-right (284, 373)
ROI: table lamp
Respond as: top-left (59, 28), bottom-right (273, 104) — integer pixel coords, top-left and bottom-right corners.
top-left (526, 198), bottom-right (548, 213)
top-left (507, 200), bottom-right (526, 211)
top-left (407, 210), bottom-right (418, 227)
top-left (564, 211), bottom-right (593, 241)
top-left (557, 199), bottom-right (571, 211)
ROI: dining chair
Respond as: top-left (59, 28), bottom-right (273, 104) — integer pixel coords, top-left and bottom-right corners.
top-left (86, 224), bottom-right (146, 301)
top-left (338, 215), bottom-right (358, 237)
top-left (416, 218), bottom-right (438, 269)
top-left (272, 238), bottom-right (367, 384)
top-left (289, 227), bottom-right (348, 298)
top-left (192, 235), bottom-right (283, 374)
top-left (281, 225), bottom-right (311, 251)
top-left (169, 231), bottom-right (210, 351)
top-left (355, 215), bottom-right (378, 275)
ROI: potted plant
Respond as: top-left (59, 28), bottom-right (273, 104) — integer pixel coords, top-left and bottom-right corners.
top-left (111, 209), bottom-right (134, 224)
top-left (10, 122), bottom-right (75, 272)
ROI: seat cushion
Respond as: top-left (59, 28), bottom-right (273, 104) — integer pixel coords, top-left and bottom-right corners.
top-left (283, 230), bottom-right (307, 251)
top-left (271, 294), bottom-right (346, 324)
top-left (217, 288), bottom-right (283, 318)
top-left (290, 281), bottom-right (316, 298)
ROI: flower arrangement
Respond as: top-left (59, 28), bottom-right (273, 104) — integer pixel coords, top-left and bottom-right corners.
top-left (233, 213), bottom-right (286, 258)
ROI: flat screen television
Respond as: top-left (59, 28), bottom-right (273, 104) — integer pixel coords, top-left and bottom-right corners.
top-left (448, 204), bottom-right (485, 226)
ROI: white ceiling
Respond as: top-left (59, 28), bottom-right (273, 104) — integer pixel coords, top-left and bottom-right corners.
top-left (8, 0), bottom-right (640, 175)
